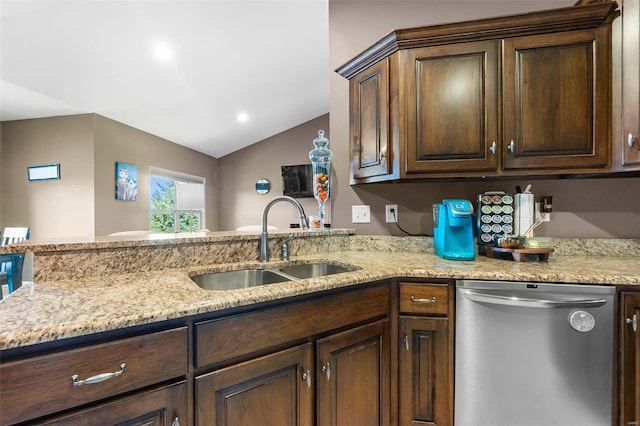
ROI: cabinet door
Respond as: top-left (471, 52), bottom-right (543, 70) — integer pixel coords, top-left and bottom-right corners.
top-left (503, 29), bottom-right (611, 172)
top-left (37, 381), bottom-right (187, 426)
top-left (621, 292), bottom-right (640, 426)
top-left (196, 343), bottom-right (314, 426)
top-left (399, 316), bottom-right (449, 426)
top-left (621, 0), bottom-right (640, 169)
top-left (402, 41), bottom-right (499, 175)
top-left (316, 319), bottom-right (390, 426)
top-left (350, 59), bottom-right (392, 181)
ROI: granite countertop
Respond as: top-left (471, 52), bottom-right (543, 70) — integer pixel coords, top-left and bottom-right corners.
top-left (1, 240), bottom-right (639, 351)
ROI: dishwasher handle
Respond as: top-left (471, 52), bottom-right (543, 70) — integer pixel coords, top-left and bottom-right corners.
top-left (461, 289), bottom-right (608, 309)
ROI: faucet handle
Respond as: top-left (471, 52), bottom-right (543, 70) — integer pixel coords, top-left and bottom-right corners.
top-left (281, 234), bottom-right (294, 261)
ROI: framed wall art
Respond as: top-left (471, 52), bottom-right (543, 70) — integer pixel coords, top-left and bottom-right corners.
top-left (115, 162), bottom-right (138, 201)
top-left (27, 164), bottom-right (60, 182)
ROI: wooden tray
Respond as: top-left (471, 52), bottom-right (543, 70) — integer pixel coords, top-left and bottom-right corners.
top-left (485, 246), bottom-right (554, 262)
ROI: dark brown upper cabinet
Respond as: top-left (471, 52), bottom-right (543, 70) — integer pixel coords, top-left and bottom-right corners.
top-left (502, 28), bottom-right (612, 172)
top-left (617, 0), bottom-right (640, 171)
top-left (337, 1), bottom-right (619, 183)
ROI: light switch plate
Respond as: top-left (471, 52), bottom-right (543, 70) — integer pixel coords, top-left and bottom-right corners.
top-left (352, 205), bottom-right (371, 223)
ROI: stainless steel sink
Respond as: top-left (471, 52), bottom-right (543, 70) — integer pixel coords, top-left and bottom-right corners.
top-left (277, 262), bottom-right (357, 279)
top-left (191, 269), bottom-right (291, 291)
top-left (191, 262), bottom-right (359, 291)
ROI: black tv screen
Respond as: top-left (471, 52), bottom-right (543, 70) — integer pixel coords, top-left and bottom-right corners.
top-left (281, 164), bottom-right (314, 198)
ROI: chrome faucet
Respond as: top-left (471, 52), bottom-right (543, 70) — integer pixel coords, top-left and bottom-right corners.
top-left (260, 196), bottom-right (309, 262)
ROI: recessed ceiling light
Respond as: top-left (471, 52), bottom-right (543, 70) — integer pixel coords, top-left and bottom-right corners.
top-left (152, 42), bottom-right (173, 61)
top-left (237, 112), bottom-right (249, 123)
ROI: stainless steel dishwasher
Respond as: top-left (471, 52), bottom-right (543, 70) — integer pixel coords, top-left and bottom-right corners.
top-left (455, 280), bottom-right (614, 426)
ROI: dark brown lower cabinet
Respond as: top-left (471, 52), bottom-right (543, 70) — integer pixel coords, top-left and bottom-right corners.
top-left (36, 381), bottom-right (187, 426)
top-left (195, 343), bottom-right (314, 426)
top-left (398, 316), bottom-right (449, 426)
top-left (316, 319), bottom-right (390, 426)
top-left (196, 318), bottom-right (390, 426)
top-left (621, 292), bottom-right (640, 426)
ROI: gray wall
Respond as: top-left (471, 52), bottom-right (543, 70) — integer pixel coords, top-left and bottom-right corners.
top-left (218, 114), bottom-right (330, 231)
top-left (1, 115), bottom-right (96, 239)
top-left (327, 0), bottom-right (640, 238)
top-left (0, 114), bottom-right (219, 239)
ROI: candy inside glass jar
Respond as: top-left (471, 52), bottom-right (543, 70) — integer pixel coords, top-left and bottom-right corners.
top-left (309, 130), bottom-right (333, 229)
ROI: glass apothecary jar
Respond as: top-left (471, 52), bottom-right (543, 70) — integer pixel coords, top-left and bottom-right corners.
top-left (308, 130), bottom-right (332, 229)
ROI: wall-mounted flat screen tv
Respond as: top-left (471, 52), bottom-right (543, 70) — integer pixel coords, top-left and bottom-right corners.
top-left (281, 164), bottom-right (313, 198)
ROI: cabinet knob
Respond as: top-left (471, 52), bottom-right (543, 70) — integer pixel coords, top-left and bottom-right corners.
top-left (508, 140), bottom-right (515, 153)
top-left (380, 147), bottom-right (387, 160)
top-left (628, 133), bottom-right (634, 148)
top-left (302, 370), bottom-right (312, 388)
top-left (403, 335), bottom-right (410, 351)
top-left (489, 141), bottom-right (497, 155)
top-left (321, 362), bottom-right (331, 380)
top-left (171, 417), bottom-right (180, 426)
top-left (627, 314), bottom-right (638, 332)
top-left (70, 363), bottom-right (126, 386)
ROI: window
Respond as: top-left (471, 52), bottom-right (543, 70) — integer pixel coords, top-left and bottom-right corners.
top-left (149, 167), bottom-right (206, 233)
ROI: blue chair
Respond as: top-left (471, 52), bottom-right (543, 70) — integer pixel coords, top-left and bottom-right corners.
top-left (0, 253), bottom-right (25, 299)
top-left (0, 227), bottom-right (30, 300)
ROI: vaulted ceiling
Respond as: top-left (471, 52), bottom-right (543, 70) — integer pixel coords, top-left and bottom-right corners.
top-left (0, 1), bottom-right (330, 158)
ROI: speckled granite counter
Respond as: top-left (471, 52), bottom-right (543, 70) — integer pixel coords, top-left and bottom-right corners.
top-left (1, 231), bottom-right (639, 351)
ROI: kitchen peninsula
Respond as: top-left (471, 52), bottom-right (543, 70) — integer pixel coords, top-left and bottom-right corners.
top-left (1, 230), bottom-right (639, 425)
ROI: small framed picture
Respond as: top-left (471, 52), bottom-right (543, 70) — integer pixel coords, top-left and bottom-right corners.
top-left (27, 164), bottom-right (60, 182)
top-left (115, 162), bottom-right (138, 201)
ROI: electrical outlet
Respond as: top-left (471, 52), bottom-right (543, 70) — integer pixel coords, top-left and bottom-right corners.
top-left (352, 205), bottom-right (371, 223)
top-left (535, 202), bottom-right (551, 222)
top-left (385, 204), bottom-right (398, 223)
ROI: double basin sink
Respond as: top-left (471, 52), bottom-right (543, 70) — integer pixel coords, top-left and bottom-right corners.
top-left (191, 262), bottom-right (359, 291)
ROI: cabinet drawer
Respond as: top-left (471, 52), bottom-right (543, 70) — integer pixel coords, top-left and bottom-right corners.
top-left (195, 283), bottom-right (390, 368)
top-left (399, 283), bottom-right (448, 315)
top-left (0, 327), bottom-right (188, 425)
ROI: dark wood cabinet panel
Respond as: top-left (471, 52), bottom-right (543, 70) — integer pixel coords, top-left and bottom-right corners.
top-left (34, 381), bottom-right (187, 426)
top-left (503, 29), bottom-right (611, 172)
top-left (619, 0), bottom-right (640, 169)
top-left (620, 292), bottom-right (640, 426)
top-left (399, 316), bottom-right (449, 426)
top-left (0, 327), bottom-right (188, 425)
top-left (196, 343), bottom-right (314, 426)
top-left (195, 284), bottom-right (389, 369)
top-left (350, 59), bottom-right (393, 181)
top-left (402, 41), bottom-right (499, 175)
top-left (316, 319), bottom-right (390, 426)
top-left (399, 282), bottom-right (449, 316)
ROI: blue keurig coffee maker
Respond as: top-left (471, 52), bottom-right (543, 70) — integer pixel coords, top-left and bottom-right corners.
top-left (434, 199), bottom-right (475, 260)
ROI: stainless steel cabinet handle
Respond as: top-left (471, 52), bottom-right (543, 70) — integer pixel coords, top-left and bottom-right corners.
top-left (302, 370), bottom-right (312, 388)
top-left (70, 363), bottom-right (126, 386)
top-left (171, 417), bottom-right (180, 426)
top-left (489, 141), bottom-right (496, 155)
top-left (321, 362), bottom-right (331, 380)
top-left (627, 315), bottom-right (638, 332)
top-left (462, 289), bottom-right (606, 309)
top-left (403, 335), bottom-right (410, 351)
top-left (508, 140), bottom-right (515, 153)
top-left (411, 296), bottom-right (437, 304)
top-left (628, 133), bottom-right (634, 148)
